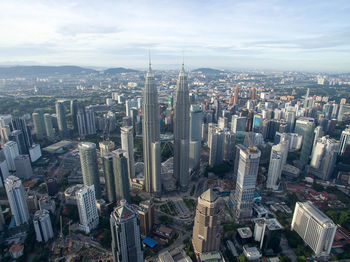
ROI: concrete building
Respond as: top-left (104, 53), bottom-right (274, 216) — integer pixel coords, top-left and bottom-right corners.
top-left (233, 145), bottom-right (261, 221)
top-left (173, 64), bottom-right (190, 191)
top-left (339, 128), bottom-right (350, 156)
top-left (266, 141), bottom-right (288, 190)
top-left (76, 185), bottom-right (99, 234)
top-left (231, 115), bottom-right (246, 134)
top-left (102, 153), bottom-right (116, 203)
top-left (77, 109), bottom-right (87, 136)
top-left (192, 188), bottom-right (221, 257)
top-left (142, 62), bottom-right (161, 195)
top-left (70, 99), bottom-right (78, 133)
top-left (33, 209), bottom-right (54, 242)
top-left (135, 199), bottom-right (154, 236)
top-left (208, 125), bottom-right (224, 167)
top-left (253, 218), bottom-right (283, 250)
top-left (295, 117), bottom-right (315, 164)
top-left (310, 136), bottom-right (339, 180)
top-left (120, 126), bottom-right (135, 180)
top-left (32, 109), bottom-right (46, 140)
top-left (5, 176), bottom-right (30, 226)
top-left (11, 116), bottom-right (32, 153)
top-left (0, 150), bottom-right (10, 186)
top-left (99, 140), bottom-right (115, 156)
top-left (14, 155), bottom-right (33, 180)
top-left (85, 106), bottom-right (96, 135)
top-left (189, 105), bottom-right (202, 170)
top-left (78, 142), bottom-right (101, 199)
top-left (44, 113), bottom-right (55, 140)
top-left (110, 199), bottom-right (143, 262)
top-left (233, 87), bottom-right (239, 104)
top-left (113, 149), bottom-right (130, 202)
top-left (291, 201), bottom-right (337, 256)
top-left (3, 141), bottom-right (19, 171)
top-left (55, 101), bottom-right (69, 138)
top-left (9, 130), bottom-right (26, 155)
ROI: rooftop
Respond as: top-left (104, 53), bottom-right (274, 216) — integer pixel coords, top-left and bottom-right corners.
top-left (200, 188), bottom-right (218, 202)
top-left (237, 227), bottom-right (253, 239)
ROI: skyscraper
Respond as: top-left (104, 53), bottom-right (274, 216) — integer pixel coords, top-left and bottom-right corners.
top-left (32, 108), bottom-right (46, 140)
top-left (120, 126), bottom-right (135, 180)
top-left (208, 125), bottom-right (224, 167)
top-left (33, 209), bottom-right (54, 242)
top-left (192, 188), bottom-right (221, 256)
top-left (102, 153), bottom-right (116, 203)
top-left (85, 106), bottom-right (96, 135)
top-left (291, 201), bottom-right (336, 256)
top-left (3, 141), bottom-right (19, 171)
top-left (70, 99), bottom-right (78, 133)
top-left (44, 113), bottom-right (55, 140)
top-left (251, 87), bottom-right (256, 100)
top-left (266, 142), bottom-right (288, 190)
top-left (142, 61), bottom-right (161, 195)
top-left (55, 101), bottom-right (68, 138)
top-left (77, 109), bottom-right (87, 136)
top-left (189, 105), bottom-right (202, 170)
top-left (5, 176), bottom-right (30, 226)
top-left (99, 140), bottom-right (115, 156)
top-left (11, 116), bottom-right (32, 153)
top-left (135, 199), bottom-right (154, 237)
top-left (9, 130), bottom-right (26, 155)
top-left (173, 64), bottom-right (190, 191)
top-left (231, 115), bottom-right (246, 134)
top-left (110, 199), bottom-right (143, 262)
top-left (295, 117), bottom-right (315, 164)
top-left (112, 149), bottom-right (130, 202)
top-left (233, 87), bottom-right (239, 104)
top-left (76, 185), bottom-right (99, 234)
top-left (78, 142), bottom-right (101, 199)
top-left (233, 144), bottom-right (261, 221)
top-left (339, 128), bottom-right (350, 156)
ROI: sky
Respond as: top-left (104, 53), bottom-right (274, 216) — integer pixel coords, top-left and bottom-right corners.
top-left (0, 0), bottom-right (350, 72)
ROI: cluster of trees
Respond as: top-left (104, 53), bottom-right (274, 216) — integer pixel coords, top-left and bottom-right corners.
top-left (183, 237), bottom-right (195, 260)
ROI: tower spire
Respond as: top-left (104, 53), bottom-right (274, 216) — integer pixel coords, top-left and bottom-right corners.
top-left (147, 50), bottom-right (153, 76)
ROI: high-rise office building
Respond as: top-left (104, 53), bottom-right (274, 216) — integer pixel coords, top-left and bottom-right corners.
top-left (339, 128), bottom-right (350, 156)
top-left (10, 116), bottom-right (32, 153)
top-left (142, 62), bottom-right (161, 195)
top-left (120, 126), bottom-right (135, 180)
top-left (9, 130), bottom-right (26, 155)
top-left (192, 188), bottom-right (221, 256)
top-left (33, 209), bottom-right (54, 242)
top-left (189, 105), bottom-right (202, 170)
top-left (78, 142), bottom-right (101, 199)
top-left (223, 131), bottom-right (235, 162)
top-left (32, 109), bottom-right (46, 140)
top-left (99, 140), bottom-right (114, 156)
top-left (70, 99), bottom-right (78, 133)
top-left (295, 117), bottom-right (315, 164)
top-left (135, 199), bottom-right (154, 236)
top-left (76, 185), bottom-right (99, 234)
top-left (173, 64), bottom-right (190, 191)
top-left (233, 87), bottom-right (239, 104)
top-left (14, 155), bottom-right (33, 180)
top-left (291, 201), bottom-right (336, 256)
top-left (251, 87), bottom-right (256, 100)
top-left (231, 115), bottom-right (246, 134)
top-left (0, 150), bottom-right (10, 186)
top-left (110, 199), bottom-right (143, 262)
top-left (5, 176), bottom-right (30, 226)
top-left (102, 153), bottom-right (116, 203)
top-left (55, 101), bottom-right (68, 138)
top-left (310, 136), bottom-right (339, 180)
top-left (112, 149), bottom-right (130, 202)
top-left (208, 125), bottom-right (224, 167)
top-left (233, 145), bottom-right (261, 221)
top-left (3, 141), bottom-right (19, 171)
top-left (77, 109), bottom-right (87, 136)
top-left (266, 142), bottom-right (288, 190)
top-left (43, 113), bottom-right (55, 140)
top-left (85, 106), bottom-right (96, 135)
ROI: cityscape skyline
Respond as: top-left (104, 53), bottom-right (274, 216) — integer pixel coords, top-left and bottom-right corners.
top-left (1, 0), bottom-right (350, 71)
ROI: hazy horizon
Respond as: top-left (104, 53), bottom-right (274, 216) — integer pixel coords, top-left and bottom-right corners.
top-left (1, 0), bottom-right (350, 72)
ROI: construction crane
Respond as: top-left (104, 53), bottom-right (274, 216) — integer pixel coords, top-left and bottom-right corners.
top-left (245, 132), bottom-right (257, 151)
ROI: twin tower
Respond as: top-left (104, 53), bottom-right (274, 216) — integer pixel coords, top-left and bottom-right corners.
top-left (142, 62), bottom-right (190, 195)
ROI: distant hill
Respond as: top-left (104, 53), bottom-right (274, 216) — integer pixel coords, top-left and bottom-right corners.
top-left (192, 68), bottom-right (224, 74)
top-left (0, 66), bottom-right (97, 77)
top-left (104, 67), bottom-right (139, 74)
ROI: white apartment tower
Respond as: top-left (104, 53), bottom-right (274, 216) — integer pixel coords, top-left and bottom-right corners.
top-left (33, 209), bottom-right (54, 242)
top-left (76, 185), bottom-right (99, 234)
top-left (5, 176), bottom-right (30, 226)
top-left (3, 141), bottom-right (19, 171)
top-left (291, 202), bottom-right (337, 256)
top-left (120, 126), bottom-right (135, 180)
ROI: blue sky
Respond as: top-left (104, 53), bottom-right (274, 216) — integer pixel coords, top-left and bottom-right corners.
top-left (0, 0), bottom-right (350, 72)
